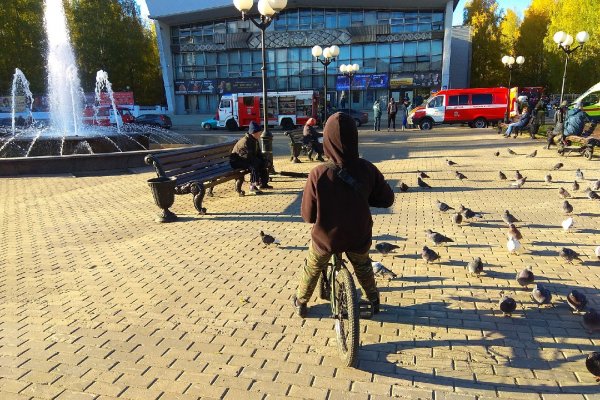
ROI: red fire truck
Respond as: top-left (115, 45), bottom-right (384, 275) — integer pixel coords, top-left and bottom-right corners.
top-left (409, 87), bottom-right (509, 130)
top-left (216, 90), bottom-right (319, 131)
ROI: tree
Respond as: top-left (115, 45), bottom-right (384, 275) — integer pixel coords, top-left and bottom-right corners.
top-left (463, 0), bottom-right (504, 87)
top-left (0, 0), bottom-right (45, 95)
top-left (513, 0), bottom-right (555, 89)
top-left (500, 9), bottom-right (521, 55)
top-left (544, 0), bottom-right (600, 94)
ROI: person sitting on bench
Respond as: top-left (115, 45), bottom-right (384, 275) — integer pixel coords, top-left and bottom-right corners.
top-left (504, 106), bottom-right (531, 138)
top-left (564, 102), bottom-right (587, 138)
top-left (303, 118), bottom-right (325, 161)
top-left (229, 121), bottom-right (271, 194)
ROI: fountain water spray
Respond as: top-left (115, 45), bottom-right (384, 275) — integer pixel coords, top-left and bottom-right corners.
top-left (11, 68), bottom-right (34, 134)
top-left (44, 0), bottom-right (83, 136)
top-left (95, 70), bottom-right (122, 133)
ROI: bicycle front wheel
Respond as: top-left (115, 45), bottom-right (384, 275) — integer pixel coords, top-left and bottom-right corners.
top-left (334, 268), bottom-right (359, 368)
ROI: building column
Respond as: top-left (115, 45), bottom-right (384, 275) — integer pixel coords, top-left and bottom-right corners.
top-left (441, 0), bottom-right (453, 90)
top-left (154, 20), bottom-right (176, 114)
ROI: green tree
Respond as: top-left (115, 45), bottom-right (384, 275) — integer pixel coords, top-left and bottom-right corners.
top-left (0, 0), bottom-right (45, 95)
top-left (544, 0), bottom-right (600, 94)
top-left (463, 0), bottom-right (504, 87)
top-left (513, 0), bottom-right (554, 89)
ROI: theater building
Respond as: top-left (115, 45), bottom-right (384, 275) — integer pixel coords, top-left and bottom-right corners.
top-left (146, 0), bottom-right (469, 115)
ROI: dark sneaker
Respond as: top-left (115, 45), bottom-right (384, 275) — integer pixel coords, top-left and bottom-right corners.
top-left (292, 295), bottom-right (307, 318)
top-left (249, 185), bottom-right (263, 195)
top-left (259, 184), bottom-right (274, 189)
top-left (368, 291), bottom-right (380, 315)
top-left (316, 155), bottom-right (325, 162)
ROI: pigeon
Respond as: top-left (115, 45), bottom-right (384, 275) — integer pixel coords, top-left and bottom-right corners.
top-left (398, 181), bottom-right (409, 192)
top-left (375, 242), bottom-right (400, 255)
top-left (499, 295), bottom-right (517, 316)
top-left (552, 162), bottom-right (564, 170)
top-left (260, 231), bottom-right (279, 246)
top-left (511, 177), bottom-right (527, 188)
top-left (526, 150), bottom-right (537, 158)
top-left (585, 188), bottom-right (600, 200)
top-left (455, 171), bottom-right (467, 180)
top-left (502, 210), bottom-right (519, 225)
top-left (545, 174), bottom-right (553, 183)
top-left (466, 257), bottom-right (483, 276)
top-left (418, 170), bottom-right (430, 179)
top-left (507, 148), bottom-right (517, 155)
top-left (572, 181), bottom-right (580, 191)
top-left (371, 261), bottom-right (397, 279)
top-left (585, 352), bottom-right (600, 382)
top-left (498, 171), bottom-right (507, 180)
top-left (583, 309), bottom-right (600, 333)
top-left (417, 177), bottom-right (431, 189)
top-left (558, 187), bottom-right (571, 199)
top-left (576, 168), bottom-right (584, 181)
top-left (595, 246), bottom-right (600, 260)
top-left (592, 180), bottom-right (600, 191)
top-left (515, 170), bottom-right (523, 180)
top-left (566, 289), bottom-right (588, 313)
top-left (425, 229), bottom-right (454, 246)
top-left (446, 159), bottom-right (457, 166)
top-left (559, 247), bottom-right (582, 264)
top-left (516, 266), bottom-right (534, 289)
top-left (507, 223), bottom-right (522, 240)
top-left (531, 284), bottom-right (552, 306)
top-left (562, 217), bottom-right (574, 233)
top-left (562, 200), bottom-right (573, 215)
top-left (436, 200), bottom-right (454, 212)
top-left (494, 151), bottom-right (500, 157)
top-left (452, 213), bottom-right (463, 225)
top-left (421, 246), bottom-right (440, 263)
top-left (507, 237), bottom-right (521, 254)
top-left (459, 205), bottom-right (483, 220)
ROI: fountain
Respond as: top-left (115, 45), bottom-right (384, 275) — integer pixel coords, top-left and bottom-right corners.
top-left (0, 0), bottom-right (213, 176)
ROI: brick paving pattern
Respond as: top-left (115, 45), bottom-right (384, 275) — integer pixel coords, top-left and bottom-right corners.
top-left (1, 128), bottom-right (599, 399)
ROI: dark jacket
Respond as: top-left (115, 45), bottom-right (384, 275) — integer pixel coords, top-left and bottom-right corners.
top-left (301, 112), bottom-right (395, 255)
top-left (564, 108), bottom-right (587, 136)
top-left (230, 133), bottom-right (263, 164)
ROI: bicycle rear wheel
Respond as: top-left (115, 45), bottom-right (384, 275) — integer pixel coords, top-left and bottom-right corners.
top-left (334, 268), bottom-right (359, 368)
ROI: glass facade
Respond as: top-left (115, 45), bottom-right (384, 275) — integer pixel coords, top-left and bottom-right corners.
top-left (170, 8), bottom-right (446, 114)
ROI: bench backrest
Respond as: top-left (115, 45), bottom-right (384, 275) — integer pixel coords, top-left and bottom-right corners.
top-left (285, 129), bottom-right (304, 144)
top-left (145, 141), bottom-right (236, 181)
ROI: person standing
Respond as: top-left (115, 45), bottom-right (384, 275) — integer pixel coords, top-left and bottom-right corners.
top-left (387, 98), bottom-right (398, 132)
top-left (398, 99), bottom-right (409, 131)
top-left (303, 118), bottom-right (324, 161)
top-left (372, 100), bottom-right (382, 131)
top-left (530, 99), bottom-right (545, 139)
top-left (547, 101), bottom-right (567, 149)
top-left (229, 121), bottom-right (271, 194)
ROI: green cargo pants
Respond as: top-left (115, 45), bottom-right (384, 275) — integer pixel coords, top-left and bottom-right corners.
top-left (296, 242), bottom-right (378, 304)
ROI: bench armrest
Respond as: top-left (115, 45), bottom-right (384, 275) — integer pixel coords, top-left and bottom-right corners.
top-left (145, 154), bottom-right (167, 178)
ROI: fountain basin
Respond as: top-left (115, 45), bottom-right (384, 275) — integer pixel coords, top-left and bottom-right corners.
top-left (0, 134), bottom-right (235, 176)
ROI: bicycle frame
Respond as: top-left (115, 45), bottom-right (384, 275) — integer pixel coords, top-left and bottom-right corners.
top-left (327, 253), bottom-right (343, 316)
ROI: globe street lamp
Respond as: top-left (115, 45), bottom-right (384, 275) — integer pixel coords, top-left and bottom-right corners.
top-left (339, 63), bottom-right (359, 112)
top-left (233, 0), bottom-right (287, 172)
top-left (553, 30), bottom-right (590, 104)
top-left (312, 45), bottom-right (339, 125)
top-left (501, 55), bottom-right (525, 122)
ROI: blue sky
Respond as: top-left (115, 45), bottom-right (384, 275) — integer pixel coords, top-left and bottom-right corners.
top-left (453, 0), bottom-right (531, 26)
top-left (135, 0), bottom-right (532, 26)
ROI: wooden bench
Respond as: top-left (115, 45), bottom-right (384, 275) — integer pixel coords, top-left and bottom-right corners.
top-left (284, 129), bottom-right (311, 163)
top-left (558, 122), bottom-right (600, 160)
top-left (144, 141), bottom-right (249, 214)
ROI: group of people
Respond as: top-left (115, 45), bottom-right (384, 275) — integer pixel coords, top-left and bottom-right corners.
top-left (229, 115), bottom-right (394, 318)
top-left (372, 97), bottom-right (411, 132)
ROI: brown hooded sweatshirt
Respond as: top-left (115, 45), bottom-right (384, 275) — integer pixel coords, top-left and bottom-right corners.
top-left (301, 112), bottom-right (395, 255)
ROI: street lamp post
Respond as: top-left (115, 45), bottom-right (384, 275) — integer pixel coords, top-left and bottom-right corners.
top-left (553, 31), bottom-right (589, 104)
top-left (233, 0), bottom-right (287, 173)
top-left (501, 55), bottom-right (525, 123)
top-left (311, 45), bottom-right (339, 125)
top-left (339, 64), bottom-right (360, 112)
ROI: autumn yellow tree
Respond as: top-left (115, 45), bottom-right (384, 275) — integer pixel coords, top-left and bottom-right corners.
top-left (544, 0), bottom-right (599, 94)
top-left (500, 9), bottom-right (521, 54)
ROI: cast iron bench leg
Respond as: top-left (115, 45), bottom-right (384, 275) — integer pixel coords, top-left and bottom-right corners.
top-left (190, 182), bottom-right (207, 215)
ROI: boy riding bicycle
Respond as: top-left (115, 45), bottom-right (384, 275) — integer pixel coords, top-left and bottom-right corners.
top-left (293, 112), bottom-right (395, 318)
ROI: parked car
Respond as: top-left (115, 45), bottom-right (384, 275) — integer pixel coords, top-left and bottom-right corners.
top-left (333, 108), bottom-right (369, 126)
top-left (202, 118), bottom-right (219, 130)
top-left (133, 114), bottom-right (172, 129)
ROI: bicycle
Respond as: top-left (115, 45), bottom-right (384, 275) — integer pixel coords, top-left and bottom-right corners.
top-left (318, 253), bottom-right (373, 368)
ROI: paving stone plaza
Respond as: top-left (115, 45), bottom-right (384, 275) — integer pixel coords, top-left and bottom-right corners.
top-left (1, 128), bottom-right (599, 399)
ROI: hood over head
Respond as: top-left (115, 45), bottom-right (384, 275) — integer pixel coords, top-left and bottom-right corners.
top-left (323, 112), bottom-right (359, 166)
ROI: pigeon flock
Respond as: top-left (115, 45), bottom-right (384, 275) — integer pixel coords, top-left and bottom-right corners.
top-left (260, 149), bottom-right (600, 382)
